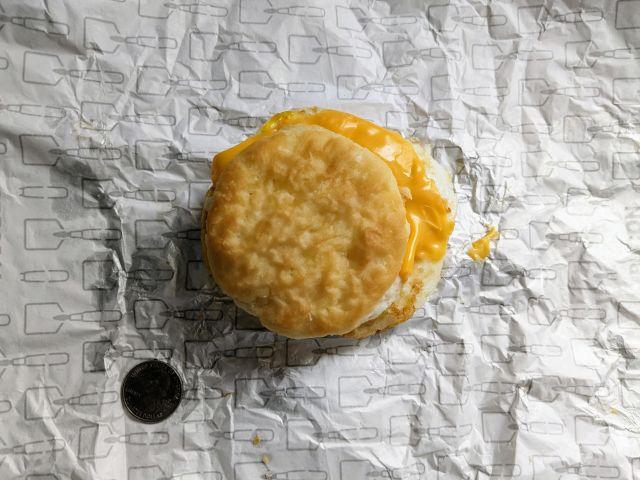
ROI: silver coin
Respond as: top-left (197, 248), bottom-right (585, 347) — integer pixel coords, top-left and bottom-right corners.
top-left (121, 360), bottom-right (182, 423)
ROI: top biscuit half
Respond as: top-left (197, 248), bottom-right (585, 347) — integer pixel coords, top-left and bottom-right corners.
top-left (204, 124), bottom-right (409, 338)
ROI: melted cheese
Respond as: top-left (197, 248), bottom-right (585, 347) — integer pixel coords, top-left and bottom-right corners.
top-left (467, 226), bottom-right (499, 261)
top-left (212, 108), bottom-right (454, 281)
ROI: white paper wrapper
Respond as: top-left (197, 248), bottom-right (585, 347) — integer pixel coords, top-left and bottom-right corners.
top-left (1, 0), bottom-right (640, 478)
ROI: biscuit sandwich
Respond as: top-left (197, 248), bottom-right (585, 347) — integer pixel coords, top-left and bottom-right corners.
top-left (202, 108), bottom-right (455, 339)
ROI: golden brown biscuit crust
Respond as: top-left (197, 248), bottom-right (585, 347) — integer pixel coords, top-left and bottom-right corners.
top-left (203, 125), bottom-right (408, 338)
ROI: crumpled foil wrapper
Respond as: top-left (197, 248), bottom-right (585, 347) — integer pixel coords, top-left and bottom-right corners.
top-left (1, 0), bottom-right (639, 478)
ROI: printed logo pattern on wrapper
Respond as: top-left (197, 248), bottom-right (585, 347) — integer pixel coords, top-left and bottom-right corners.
top-left (0, 0), bottom-right (638, 478)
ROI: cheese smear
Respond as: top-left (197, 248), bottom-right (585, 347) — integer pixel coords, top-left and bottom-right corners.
top-left (467, 227), bottom-right (499, 261)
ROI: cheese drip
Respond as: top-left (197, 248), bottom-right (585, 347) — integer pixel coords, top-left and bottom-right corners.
top-left (212, 108), bottom-right (454, 281)
top-left (467, 226), bottom-right (499, 261)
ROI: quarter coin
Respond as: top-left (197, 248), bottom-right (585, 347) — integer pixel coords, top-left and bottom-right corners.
top-left (121, 360), bottom-right (182, 423)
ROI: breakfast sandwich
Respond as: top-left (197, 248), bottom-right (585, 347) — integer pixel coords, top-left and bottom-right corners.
top-left (201, 108), bottom-right (455, 339)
